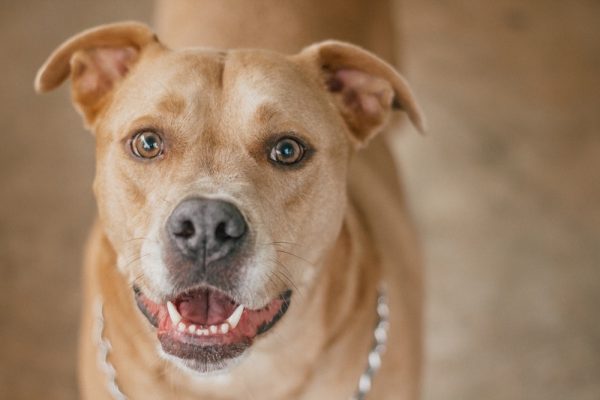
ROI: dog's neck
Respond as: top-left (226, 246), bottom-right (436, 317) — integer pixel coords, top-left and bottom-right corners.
top-left (91, 204), bottom-right (382, 399)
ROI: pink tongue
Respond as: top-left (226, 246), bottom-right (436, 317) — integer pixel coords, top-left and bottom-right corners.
top-left (177, 288), bottom-right (236, 325)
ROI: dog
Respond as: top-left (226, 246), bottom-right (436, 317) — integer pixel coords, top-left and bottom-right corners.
top-left (35, 2), bottom-right (424, 398)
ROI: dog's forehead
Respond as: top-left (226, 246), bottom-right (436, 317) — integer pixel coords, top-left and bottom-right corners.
top-left (223, 49), bottom-right (318, 104)
top-left (104, 48), bottom-right (328, 135)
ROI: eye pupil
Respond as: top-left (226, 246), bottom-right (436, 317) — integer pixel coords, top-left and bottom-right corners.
top-left (281, 143), bottom-right (294, 157)
top-left (132, 131), bottom-right (163, 159)
top-left (270, 137), bottom-right (305, 165)
top-left (142, 136), bottom-right (157, 150)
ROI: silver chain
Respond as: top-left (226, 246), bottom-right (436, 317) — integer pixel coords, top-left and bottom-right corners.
top-left (350, 285), bottom-right (389, 400)
top-left (94, 299), bottom-right (128, 400)
top-left (94, 285), bottom-right (388, 400)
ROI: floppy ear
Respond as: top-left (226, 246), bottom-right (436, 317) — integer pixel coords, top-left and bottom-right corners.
top-left (295, 40), bottom-right (425, 148)
top-left (34, 21), bottom-right (160, 126)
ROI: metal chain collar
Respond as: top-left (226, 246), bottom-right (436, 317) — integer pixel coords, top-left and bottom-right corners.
top-left (94, 299), bottom-right (128, 400)
top-left (94, 286), bottom-right (389, 400)
top-left (350, 285), bottom-right (389, 400)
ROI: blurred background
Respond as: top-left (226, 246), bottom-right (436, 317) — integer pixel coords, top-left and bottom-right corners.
top-left (1, 0), bottom-right (598, 399)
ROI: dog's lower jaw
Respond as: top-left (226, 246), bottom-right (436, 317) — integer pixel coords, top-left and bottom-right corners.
top-left (133, 285), bottom-right (293, 374)
top-left (158, 345), bottom-right (247, 376)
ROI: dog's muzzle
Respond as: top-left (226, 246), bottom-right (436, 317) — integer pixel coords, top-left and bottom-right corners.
top-left (134, 197), bottom-right (292, 372)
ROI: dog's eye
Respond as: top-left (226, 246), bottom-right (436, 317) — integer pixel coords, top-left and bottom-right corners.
top-left (269, 137), bottom-right (305, 165)
top-left (131, 131), bottom-right (163, 159)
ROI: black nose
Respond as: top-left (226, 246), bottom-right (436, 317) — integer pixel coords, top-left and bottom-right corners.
top-left (166, 197), bottom-right (248, 265)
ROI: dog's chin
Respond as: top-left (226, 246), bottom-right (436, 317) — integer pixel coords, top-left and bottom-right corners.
top-left (134, 285), bottom-right (291, 373)
top-left (158, 341), bottom-right (247, 375)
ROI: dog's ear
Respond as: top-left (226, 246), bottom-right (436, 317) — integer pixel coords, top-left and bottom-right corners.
top-left (295, 40), bottom-right (425, 148)
top-left (34, 21), bottom-right (160, 126)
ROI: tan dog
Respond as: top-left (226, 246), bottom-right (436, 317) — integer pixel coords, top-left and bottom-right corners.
top-left (35, 3), bottom-right (424, 398)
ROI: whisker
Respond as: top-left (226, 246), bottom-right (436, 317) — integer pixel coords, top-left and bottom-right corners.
top-left (274, 249), bottom-right (316, 269)
top-left (122, 253), bottom-right (153, 270)
top-left (122, 237), bottom-right (149, 243)
top-left (257, 240), bottom-right (299, 247)
top-left (131, 272), bottom-right (145, 286)
top-left (266, 258), bottom-right (304, 301)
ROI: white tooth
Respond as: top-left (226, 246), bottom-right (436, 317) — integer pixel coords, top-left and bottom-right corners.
top-left (227, 305), bottom-right (244, 329)
top-left (177, 322), bottom-right (186, 332)
top-left (166, 301), bottom-right (182, 325)
top-left (200, 329), bottom-right (209, 335)
top-left (210, 325), bottom-right (218, 334)
top-left (220, 323), bottom-right (229, 334)
top-left (195, 328), bottom-right (203, 336)
top-left (188, 324), bottom-right (197, 334)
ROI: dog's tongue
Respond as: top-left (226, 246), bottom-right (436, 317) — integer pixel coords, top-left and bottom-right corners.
top-left (176, 288), bottom-right (237, 326)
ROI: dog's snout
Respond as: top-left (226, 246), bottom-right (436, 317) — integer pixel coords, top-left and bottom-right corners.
top-left (167, 197), bottom-right (247, 264)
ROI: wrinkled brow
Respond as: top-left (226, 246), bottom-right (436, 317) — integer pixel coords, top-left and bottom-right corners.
top-left (156, 94), bottom-right (187, 117)
top-left (254, 103), bottom-right (278, 124)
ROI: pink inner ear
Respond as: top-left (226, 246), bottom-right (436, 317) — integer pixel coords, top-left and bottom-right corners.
top-left (328, 69), bottom-right (394, 119)
top-left (72, 46), bottom-right (137, 99)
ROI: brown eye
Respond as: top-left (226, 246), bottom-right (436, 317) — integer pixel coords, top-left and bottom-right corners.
top-left (131, 131), bottom-right (163, 159)
top-left (270, 137), bottom-right (305, 165)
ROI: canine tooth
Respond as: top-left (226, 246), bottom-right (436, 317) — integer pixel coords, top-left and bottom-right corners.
top-left (220, 323), bottom-right (229, 334)
top-left (227, 305), bottom-right (244, 329)
top-left (177, 322), bottom-right (186, 332)
top-left (210, 325), bottom-right (218, 334)
top-left (166, 301), bottom-right (182, 325)
top-left (188, 324), bottom-right (197, 334)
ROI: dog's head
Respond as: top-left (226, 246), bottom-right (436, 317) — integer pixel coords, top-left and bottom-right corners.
top-left (36, 22), bottom-right (423, 374)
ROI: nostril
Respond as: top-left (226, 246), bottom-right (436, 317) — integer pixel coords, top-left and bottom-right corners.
top-left (214, 222), bottom-right (229, 241)
top-left (174, 220), bottom-right (196, 239)
top-left (214, 219), bottom-right (246, 242)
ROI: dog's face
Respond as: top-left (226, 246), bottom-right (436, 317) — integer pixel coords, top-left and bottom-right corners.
top-left (36, 22), bottom-right (423, 373)
top-left (94, 47), bottom-right (351, 371)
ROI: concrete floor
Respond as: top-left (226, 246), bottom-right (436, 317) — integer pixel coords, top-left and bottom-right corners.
top-left (1, 1), bottom-right (598, 399)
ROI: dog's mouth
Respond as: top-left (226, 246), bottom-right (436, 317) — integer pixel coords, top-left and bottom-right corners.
top-left (134, 285), bottom-right (292, 372)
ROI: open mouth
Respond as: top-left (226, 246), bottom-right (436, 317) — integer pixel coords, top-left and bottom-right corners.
top-left (134, 285), bottom-right (292, 371)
